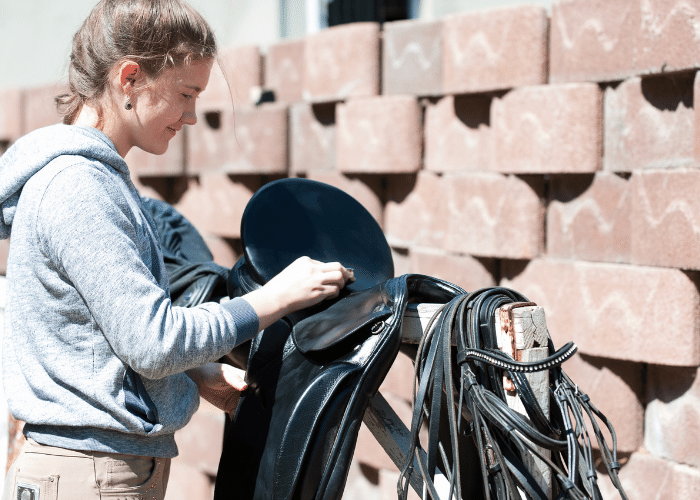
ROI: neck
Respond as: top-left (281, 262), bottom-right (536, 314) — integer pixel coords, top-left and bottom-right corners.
top-left (74, 103), bottom-right (131, 158)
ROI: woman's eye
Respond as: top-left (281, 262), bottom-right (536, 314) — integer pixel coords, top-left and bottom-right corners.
top-left (182, 94), bottom-right (193, 100)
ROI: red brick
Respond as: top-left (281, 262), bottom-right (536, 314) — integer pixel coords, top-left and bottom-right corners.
top-left (645, 365), bottom-right (700, 468)
top-left (547, 172), bottom-right (632, 263)
top-left (337, 96), bottom-right (422, 174)
top-left (384, 172), bottom-right (449, 249)
top-left (173, 399), bottom-right (225, 475)
top-left (424, 94), bottom-right (491, 173)
top-left (217, 45), bottom-right (262, 107)
top-left (164, 459), bottom-right (214, 500)
top-left (636, 0), bottom-right (700, 75)
top-left (22, 84), bottom-right (65, 133)
top-left (442, 5), bottom-right (548, 94)
top-left (563, 354), bottom-right (643, 452)
top-left (173, 174), bottom-right (260, 239)
top-left (444, 173), bottom-right (545, 259)
top-left (304, 172), bottom-right (383, 228)
top-left (355, 392), bottom-right (413, 471)
top-left (264, 38), bottom-right (305, 103)
top-left (549, 0), bottom-right (639, 83)
top-left (630, 170), bottom-right (700, 270)
top-left (502, 259), bottom-right (700, 365)
top-left (125, 133), bottom-right (185, 176)
top-left (491, 83), bottom-right (603, 174)
top-left (409, 248), bottom-right (496, 292)
top-left (0, 88), bottom-right (22, 144)
top-left (382, 19), bottom-right (443, 97)
top-left (289, 102), bottom-right (336, 174)
top-left (0, 239), bottom-right (8, 276)
top-left (604, 74), bottom-right (695, 172)
top-left (303, 23), bottom-right (380, 102)
top-left (188, 103), bottom-right (288, 174)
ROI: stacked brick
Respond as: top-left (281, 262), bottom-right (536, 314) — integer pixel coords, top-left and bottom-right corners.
top-left (2, 0), bottom-right (700, 498)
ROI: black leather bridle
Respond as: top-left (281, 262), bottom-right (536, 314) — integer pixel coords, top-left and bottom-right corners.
top-left (399, 287), bottom-right (629, 500)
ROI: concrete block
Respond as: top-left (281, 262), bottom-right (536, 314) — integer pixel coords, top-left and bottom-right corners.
top-left (173, 174), bottom-right (260, 239)
top-left (549, 0), bottom-right (639, 83)
top-left (217, 45), bottom-right (262, 107)
top-left (547, 172), bottom-right (632, 263)
top-left (22, 84), bottom-right (65, 133)
top-left (188, 103), bottom-right (288, 174)
top-left (630, 169), bottom-right (700, 270)
top-left (604, 74), bottom-right (695, 172)
top-left (125, 132), bottom-right (185, 176)
top-left (264, 38), bottom-right (305, 103)
top-left (442, 5), bottom-right (548, 94)
top-left (303, 22), bottom-right (380, 102)
top-left (384, 172), bottom-right (450, 249)
top-left (491, 83), bottom-right (603, 173)
top-left (424, 94), bottom-right (491, 173)
top-left (409, 248), bottom-right (496, 292)
top-left (444, 173), bottom-right (545, 259)
top-left (289, 102), bottom-right (336, 174)
top-left (636, 0), bottom-right (700, 75)
top-left (382, 19), bottom-right (443, 96)
top-left (502, 259), bottom-right (700, 365)
top-left (645, 365), bottom-right (700, 468)
top-left (337, 96), bottom-right (422, 174)
top-left (304, 172), bottom-right (383, 229)
top-left (563, 354), bottom-right (644, 452)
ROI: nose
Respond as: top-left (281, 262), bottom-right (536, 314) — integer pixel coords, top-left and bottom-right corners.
top-left (180, 110), bottom-right (197, 125)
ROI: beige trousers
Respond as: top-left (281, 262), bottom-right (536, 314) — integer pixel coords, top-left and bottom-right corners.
top-left (2, 438), bottom-right (171, 500)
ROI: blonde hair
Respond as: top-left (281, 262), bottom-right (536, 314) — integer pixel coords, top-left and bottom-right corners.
top-left (56, 0), bottom-right (217, 125)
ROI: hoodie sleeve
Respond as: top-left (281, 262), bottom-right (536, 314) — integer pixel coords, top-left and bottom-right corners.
top-left (36, 162), bottom-right (258, 379)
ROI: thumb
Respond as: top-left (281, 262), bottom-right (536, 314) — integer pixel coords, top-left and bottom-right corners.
top-left (220, 364), bottom-right (248, 391)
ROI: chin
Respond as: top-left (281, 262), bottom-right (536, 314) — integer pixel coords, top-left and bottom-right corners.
top-left (139, 142), bottom-right (169, 156)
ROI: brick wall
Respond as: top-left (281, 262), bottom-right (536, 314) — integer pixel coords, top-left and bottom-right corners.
top-left (2, 0), bottom-right (700, 498)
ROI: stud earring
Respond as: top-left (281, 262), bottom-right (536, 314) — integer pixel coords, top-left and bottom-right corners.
top-left (124, 97), bottom-right (132, 110)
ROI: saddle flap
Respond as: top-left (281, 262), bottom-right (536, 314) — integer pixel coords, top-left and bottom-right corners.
top-left (292, 285), bottom-right (393, 355)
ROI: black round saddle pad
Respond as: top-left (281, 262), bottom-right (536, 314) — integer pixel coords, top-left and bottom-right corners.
top-left (239, 178), bottom-right (394, 293)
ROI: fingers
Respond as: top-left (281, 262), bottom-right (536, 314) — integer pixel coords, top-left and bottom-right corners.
top-left (220, 364), bottom-right (248, 391)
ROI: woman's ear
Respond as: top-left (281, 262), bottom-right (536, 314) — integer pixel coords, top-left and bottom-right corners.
top-left (117, 61), bottom-right (141, 93)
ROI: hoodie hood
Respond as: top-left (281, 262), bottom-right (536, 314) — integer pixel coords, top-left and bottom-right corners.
top-left (0, 124), bottom-right (127, 239)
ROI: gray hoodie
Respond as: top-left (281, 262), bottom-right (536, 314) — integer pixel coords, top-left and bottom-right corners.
top-left (0, 124), bottom-right (258, 458)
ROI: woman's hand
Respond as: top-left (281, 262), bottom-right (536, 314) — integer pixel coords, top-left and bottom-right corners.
top-left (242, 256), bottom-right (353, 331)
top-left (186, 363), bottom-right (248, 417)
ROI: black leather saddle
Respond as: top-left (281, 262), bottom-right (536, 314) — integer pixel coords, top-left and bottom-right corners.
top-left (214, 179), bottom-right (465, 500)
top-left (226, 177), bottom-right (395, 311)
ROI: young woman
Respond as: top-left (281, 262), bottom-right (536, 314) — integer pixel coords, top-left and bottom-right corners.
top-left (0, 1), bottom-right (351, 498)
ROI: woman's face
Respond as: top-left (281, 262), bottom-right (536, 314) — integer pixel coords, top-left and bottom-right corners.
top-left (128, 58), bottom-right (213, 155)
